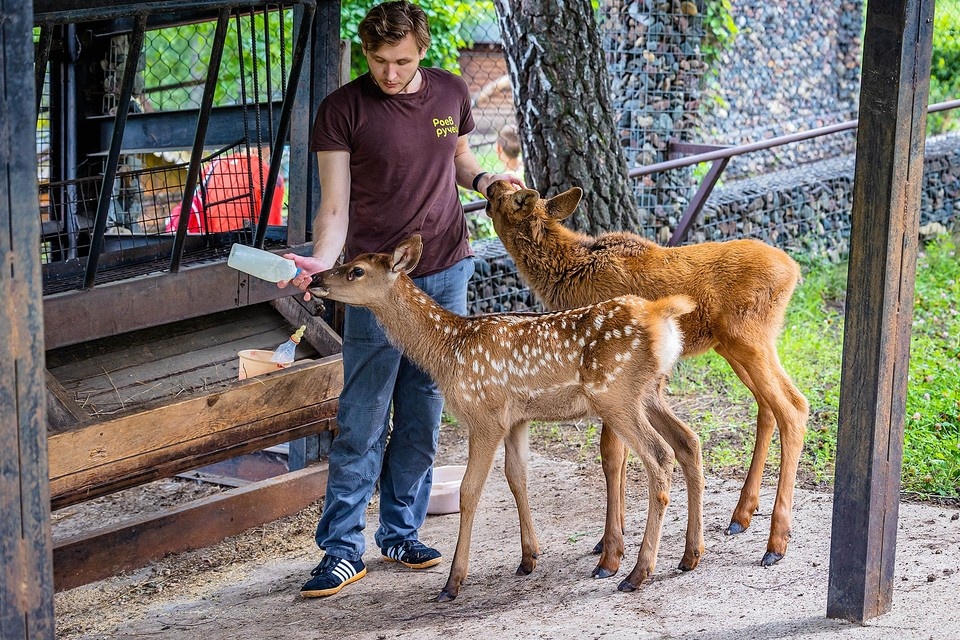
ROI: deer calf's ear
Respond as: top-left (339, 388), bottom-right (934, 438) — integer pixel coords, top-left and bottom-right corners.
top-left (391, 236), bottom-right (423, 274)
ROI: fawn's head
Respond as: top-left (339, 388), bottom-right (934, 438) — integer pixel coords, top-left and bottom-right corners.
top-left (309, 235), bottom-right (423, 305)
top-left (485, 180), bottom-right (583, 241)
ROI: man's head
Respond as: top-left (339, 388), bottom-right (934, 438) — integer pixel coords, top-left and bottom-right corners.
top-left (359, 1), bottom-right (430, 95)
top-left (497, 125), bottom-right (521, 161)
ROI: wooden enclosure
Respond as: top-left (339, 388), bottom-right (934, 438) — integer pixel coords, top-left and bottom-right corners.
top-left (29, 0), bottom-right (345, 591)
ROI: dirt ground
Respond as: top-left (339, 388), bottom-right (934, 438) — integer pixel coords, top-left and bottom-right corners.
top-left (54, 419), bottom-right (960, 640)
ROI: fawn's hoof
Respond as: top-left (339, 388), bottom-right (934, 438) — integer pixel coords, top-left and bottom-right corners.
top-left (591, 565), bottom-right (617, 579)
top-left (760, 550), bottom-right (784, 567)
top-left (725, 521), bottom-right (747, 536)
top-left (436, 589), bottom-right (457, 603)
top-left (516, 563), bottom-right (534, 576)
top-left (617, 578), bottom-right (638, 592)
top-left (592, 539), bottom-right (604, 555)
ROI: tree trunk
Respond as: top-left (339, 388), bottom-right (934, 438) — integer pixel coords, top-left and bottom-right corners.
top-left (494, 0), bottom-right (639, 235)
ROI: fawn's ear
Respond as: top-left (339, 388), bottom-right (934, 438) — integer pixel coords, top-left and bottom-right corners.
top-left (544, 187), bottom-right (583, 221)
top-left (391, 235), bottom-right (423, 274)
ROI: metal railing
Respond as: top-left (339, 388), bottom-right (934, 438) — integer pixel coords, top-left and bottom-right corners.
top-left (464, 98), bottom-right (960, 246)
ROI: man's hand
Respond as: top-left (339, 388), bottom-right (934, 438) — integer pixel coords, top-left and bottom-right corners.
top-left (478, 172), bottom-right (524, 196)
top-left (278, 254), bottom-right (328, 302)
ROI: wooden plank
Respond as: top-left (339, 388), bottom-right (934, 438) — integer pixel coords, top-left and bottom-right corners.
top-left (51, 413), bottom-right (336, 509)
top-left (45, 370), bottom-right (86, 434)
top-left (54, 324), bottom-right (319, 416)
top-left (46, 303), bottom-right (291, 380)
top-left (53, 463), bottom-right (330, 592)
top-left (48, 355), bottom-right (342, 502)
top-left (827, 0), bottom-right (934, 624)
top-left (0, 0), bottom-right (56, 635)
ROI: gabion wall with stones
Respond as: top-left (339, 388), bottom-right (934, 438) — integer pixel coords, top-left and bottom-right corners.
top-left (695, 0), bottom-right (863, 179)
top-left (467, 131), bottom-right (960, 315)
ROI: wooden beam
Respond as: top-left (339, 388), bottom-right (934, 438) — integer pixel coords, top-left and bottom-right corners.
top-left (827, 0), bottom-right (935, 623)
top-left (48, 355), bottom-right (342, 508)
top-left (1, 0), bottom-right (56, 635)
top-left (53, 463), bottom-right (329, 592)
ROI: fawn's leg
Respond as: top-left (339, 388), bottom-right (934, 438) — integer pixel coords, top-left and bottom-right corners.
top-left (717, 342), bottom-right (809, 566)
top-left (601, 405), bottom-right (674, 592)
top-left (503, 420), bottom-right (541, 576)
top-left (645, 382), bottom-right (705, 571)
top-left (592, 426), bottom-right (627, 578)
top-left (438, 426), bottom-right (501, 602)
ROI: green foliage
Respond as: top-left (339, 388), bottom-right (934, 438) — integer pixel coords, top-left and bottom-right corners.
top-left (701, 0), bottom-right (738, 71)
top-left (903, 234), bottom-right (960, 497)
top-left (928, 0), bottom-right (960, 133)
top-left (143, 12), bottom-right (292, 111)
top-left (342, 1), bottom-right (491, 80)
top-left (674, 236), bottom-right (960, 500)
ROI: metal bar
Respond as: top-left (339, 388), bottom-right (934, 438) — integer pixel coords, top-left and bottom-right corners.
top-left (668, 156), bottom-right (731, 246)
top-left (63, 25), bottom-right (81, 260)
top-left (34, 24), bottom-right (53, 120)
top-left (83, 13), bottom-right (147, 289)
top-left (253, 1), bottom-right (316, 247)
top-left (169, 7), bottom-right (231, 272)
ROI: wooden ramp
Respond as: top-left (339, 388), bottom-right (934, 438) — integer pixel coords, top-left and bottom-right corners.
top-left (45, 297), bottom-right (343, 590)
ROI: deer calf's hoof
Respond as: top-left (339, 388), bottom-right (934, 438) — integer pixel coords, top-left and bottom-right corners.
top-left (725, 521), bottom-right (747, 536)
top-left (760, 551), bottom-right (784, 567)
top-left (436, 589), bottom-right (457, 603)
top-left (617, 579), bottom-right (638, 592)
top-left (592, 566), bottom-right (617, 579)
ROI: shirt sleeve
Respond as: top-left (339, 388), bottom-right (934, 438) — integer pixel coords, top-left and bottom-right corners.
top-left (310, 90), bottom-right (353, 153)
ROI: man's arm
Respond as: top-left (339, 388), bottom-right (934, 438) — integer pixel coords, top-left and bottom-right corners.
top-left (453, 134), bottom-right (524, 196)
top-left (281, 150), bottom-right (350, 300)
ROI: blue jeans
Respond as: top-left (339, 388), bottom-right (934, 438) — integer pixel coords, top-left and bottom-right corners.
top-left (315, 257), bottom-right (474, 562)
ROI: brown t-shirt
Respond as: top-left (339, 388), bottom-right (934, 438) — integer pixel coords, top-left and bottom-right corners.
top-left (310, 67), bottom-right (475, 277)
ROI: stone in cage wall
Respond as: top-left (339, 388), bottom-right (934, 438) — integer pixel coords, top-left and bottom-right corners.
top-left (466, 132), bottom-right (960, 313)
top-left (698, 0), bottom-right (863, 179)
top-left (692, 133), bottom-right (960, 260)
top-left (600, 0), bottom-right (706, 231)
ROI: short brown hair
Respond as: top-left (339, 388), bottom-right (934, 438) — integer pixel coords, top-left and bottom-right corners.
top-left (358, 1), bottom-right (431, 54)
top-left (497, 124), bottom-right (521, 160)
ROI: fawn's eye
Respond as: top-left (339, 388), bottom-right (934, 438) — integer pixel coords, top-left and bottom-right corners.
top-left (350, 267), bottom-right (365, 279)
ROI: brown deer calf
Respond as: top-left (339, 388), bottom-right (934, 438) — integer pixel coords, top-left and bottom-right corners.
top-left (309, 235), bottom-right (703, 601)
top-left (484, 180), bottom-right (810, 568)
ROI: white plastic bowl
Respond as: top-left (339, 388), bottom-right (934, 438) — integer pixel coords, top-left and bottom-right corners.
top-left (427, 465), bottom-right (467, 515)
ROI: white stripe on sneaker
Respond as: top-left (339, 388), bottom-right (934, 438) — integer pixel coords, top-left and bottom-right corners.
top-left (331, 560), bottom-right (356, 582)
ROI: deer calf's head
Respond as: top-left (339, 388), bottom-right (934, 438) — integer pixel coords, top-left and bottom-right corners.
top-left (310, 235), bottom-right (424, 305)
top-left (485, 180), bottom-right (584, 239)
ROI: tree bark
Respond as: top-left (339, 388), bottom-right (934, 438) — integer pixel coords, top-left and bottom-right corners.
top-left (494, 0), bottom-right (639, 234)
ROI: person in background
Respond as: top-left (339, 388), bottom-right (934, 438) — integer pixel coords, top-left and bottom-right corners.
top-left (495, 123), bottom-right (524, 181)
top-left (280, 0), bottom-right (523, 598)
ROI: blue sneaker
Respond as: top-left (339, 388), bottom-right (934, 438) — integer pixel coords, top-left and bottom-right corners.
top-left (382, 540), bottom-right (443, 569)
top-left (300, 555), bottom-right (366, 598)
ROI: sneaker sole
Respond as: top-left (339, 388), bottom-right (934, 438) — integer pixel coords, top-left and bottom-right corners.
top-left (300, 567), bottom-right (367, 598)
top-left (382, 555), bottom-right (442, 570)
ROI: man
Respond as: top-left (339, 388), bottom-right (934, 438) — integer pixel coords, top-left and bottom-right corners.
top-left (281, 0), bottom-right (522, 598)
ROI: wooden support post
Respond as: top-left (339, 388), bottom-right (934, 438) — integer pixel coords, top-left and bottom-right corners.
top-left (0, 0), bottom-right (56, 636)
top-left (827, 0), bottom-right (935, 623)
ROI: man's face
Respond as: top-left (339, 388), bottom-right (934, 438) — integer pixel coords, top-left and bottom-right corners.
top-left (363, 32), bottom-right (426, 95)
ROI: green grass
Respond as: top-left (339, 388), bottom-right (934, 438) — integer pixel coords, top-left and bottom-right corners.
top-left (672, 233), bottom-right (960, 500)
